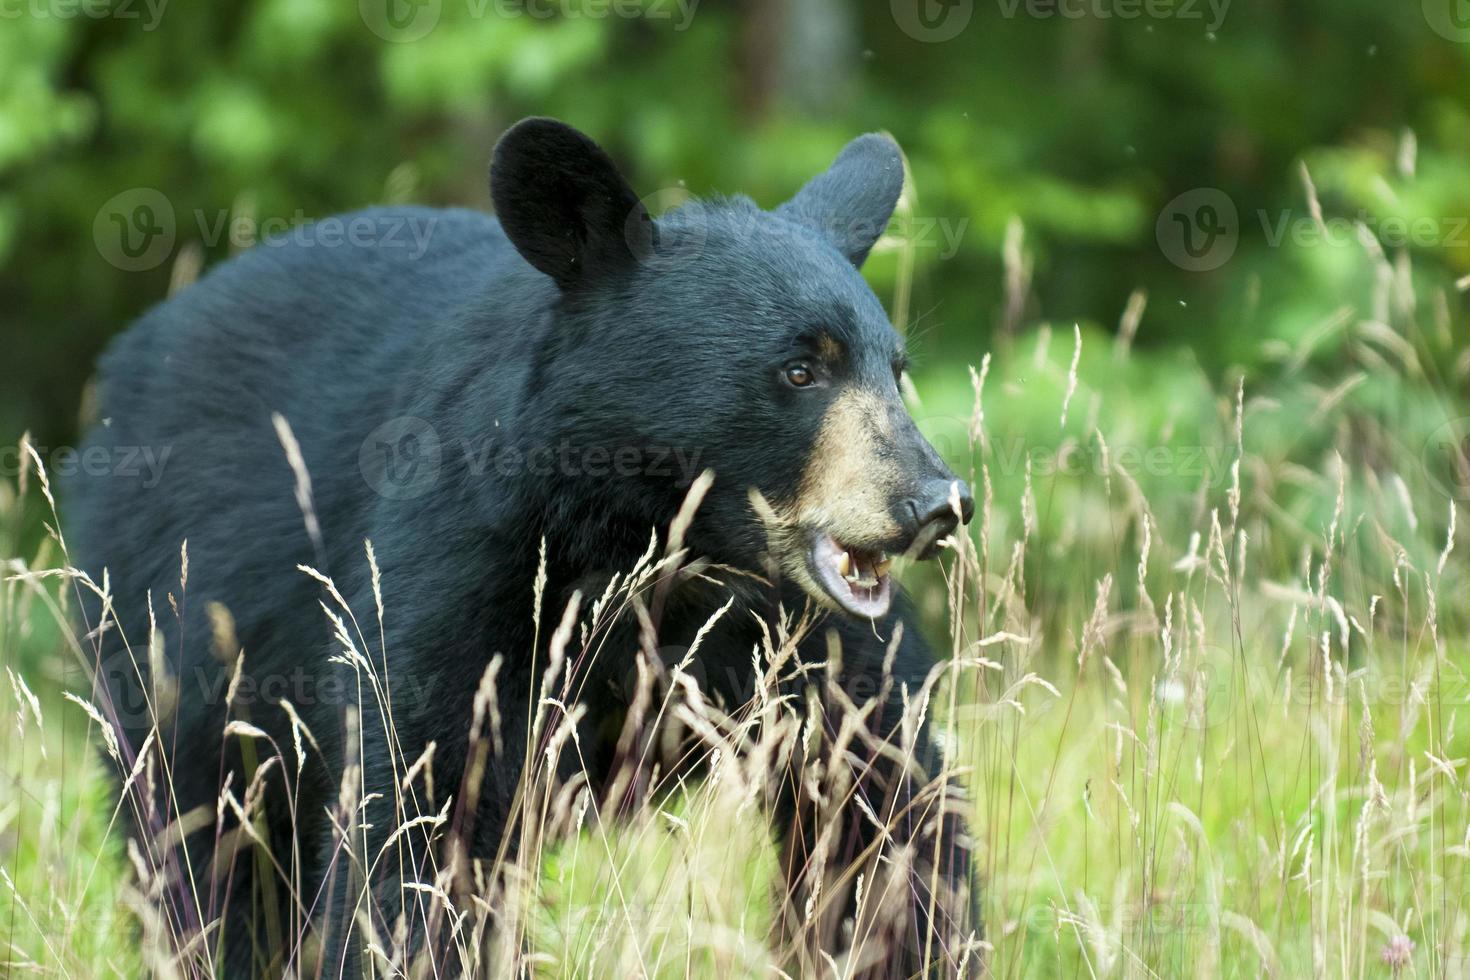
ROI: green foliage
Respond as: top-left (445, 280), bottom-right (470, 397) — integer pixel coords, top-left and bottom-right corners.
top-left (6, 7), bottom-right (1470, 976)
top-left (4, 1), bottom-right (1470, 452)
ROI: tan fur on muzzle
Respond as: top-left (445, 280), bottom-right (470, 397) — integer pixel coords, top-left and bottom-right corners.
top-left (792, 388), bottom-right (903, 543)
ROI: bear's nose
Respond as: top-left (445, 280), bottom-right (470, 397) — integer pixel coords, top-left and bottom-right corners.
top-left (902, 478), bottom-right (975, 545)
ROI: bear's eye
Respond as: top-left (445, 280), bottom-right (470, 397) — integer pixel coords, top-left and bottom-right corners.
top-left (784, 362), bottom-right (817, 388)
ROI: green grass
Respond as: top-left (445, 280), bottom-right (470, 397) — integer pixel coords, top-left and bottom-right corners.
top-left (5, 243), bottom-right (1470, 976)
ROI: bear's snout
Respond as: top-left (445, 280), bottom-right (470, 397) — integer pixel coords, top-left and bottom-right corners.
top-left (898, 476), bottom-right (975, 559)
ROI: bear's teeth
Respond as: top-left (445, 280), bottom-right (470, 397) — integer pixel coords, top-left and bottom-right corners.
top-left (835, 551), bottom-right (851, 577)
top-left (874, 557), bottom-right (892, 578)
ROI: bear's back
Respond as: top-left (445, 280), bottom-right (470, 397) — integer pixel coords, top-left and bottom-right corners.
top-left (95, 206), bottom-right (510, 419)
top-left (67, 206), bottom-right (539, 743)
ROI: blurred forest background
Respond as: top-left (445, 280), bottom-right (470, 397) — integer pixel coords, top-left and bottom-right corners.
top-left (5, 0), bottom-right (1470, 460)
top-left (8, 4), bottom-right (1470, 976)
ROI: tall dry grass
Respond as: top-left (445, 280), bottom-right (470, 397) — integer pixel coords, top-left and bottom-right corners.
top-left (3, 181), bottom-right (1470, 977)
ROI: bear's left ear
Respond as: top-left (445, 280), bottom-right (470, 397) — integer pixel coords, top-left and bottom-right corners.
top-left (777, 133), bottom-right (905, 268)
top-left (490, 118), bottom-right (650, 289)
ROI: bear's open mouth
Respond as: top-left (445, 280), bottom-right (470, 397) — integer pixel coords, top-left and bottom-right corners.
top-left (809, 532), bottom-right (894, 619)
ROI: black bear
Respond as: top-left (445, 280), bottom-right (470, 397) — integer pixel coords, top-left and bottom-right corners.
top-left (71, 118), bottom-right (979, 977)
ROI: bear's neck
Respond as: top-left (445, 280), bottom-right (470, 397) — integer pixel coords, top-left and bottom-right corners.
top-left (509, 470), bottom-right (779, 657)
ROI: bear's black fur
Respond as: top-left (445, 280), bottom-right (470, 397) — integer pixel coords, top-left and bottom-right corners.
top-left (70, 118), bottom-right (978, 977)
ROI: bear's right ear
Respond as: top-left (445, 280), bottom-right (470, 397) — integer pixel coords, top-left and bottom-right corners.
top-left (490, 118), bottom-right (649, 290)
top-left (777, 133), bottom-right (905, 268)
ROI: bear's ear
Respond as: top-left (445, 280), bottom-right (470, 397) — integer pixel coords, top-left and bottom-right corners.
top-left (490, 118), bottom-right (650, 289)
top-left (777, 133), bottom-right (905, 268)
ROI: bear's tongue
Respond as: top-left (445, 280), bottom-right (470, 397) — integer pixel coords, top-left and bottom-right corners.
top-left (811, 532), bottom-right (892, 619)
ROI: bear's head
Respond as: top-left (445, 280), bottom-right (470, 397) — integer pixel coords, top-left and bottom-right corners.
top-left (490, 118), bottom-right (972, 619)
